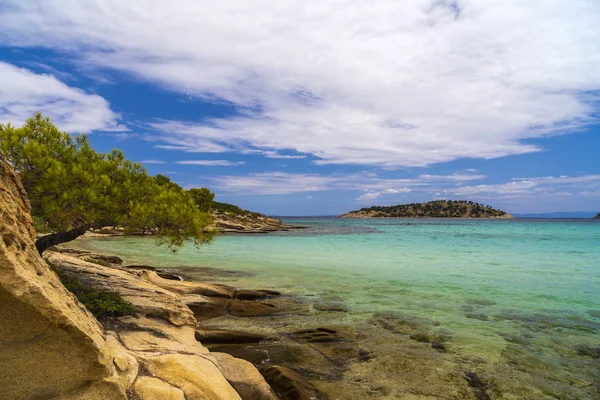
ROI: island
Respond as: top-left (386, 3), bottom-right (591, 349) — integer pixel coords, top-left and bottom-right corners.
top-left (338, 200), bottom-right (513, 219)
top-left (595, 213), bottom-right (600, 219)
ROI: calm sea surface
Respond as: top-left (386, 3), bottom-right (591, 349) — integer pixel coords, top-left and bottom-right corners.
top-left (73, 218), bottom-right (600, 399)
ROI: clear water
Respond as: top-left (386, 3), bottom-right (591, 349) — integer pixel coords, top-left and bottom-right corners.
top-left (73, 218), bottom-right (600, 398)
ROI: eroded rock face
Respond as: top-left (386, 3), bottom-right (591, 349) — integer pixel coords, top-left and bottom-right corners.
top-left (0, 153), bottom-right (275, 400)
top-left (0, 153), bottom-right (127, 399)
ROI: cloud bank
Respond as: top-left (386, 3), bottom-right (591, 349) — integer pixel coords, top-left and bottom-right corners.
top-left (0, 62), bottom-right (125, 132)
top-left (1, 1), bottom-right (599, 166)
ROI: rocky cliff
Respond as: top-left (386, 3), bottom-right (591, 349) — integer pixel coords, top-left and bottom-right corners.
top-left (211, 211), bottom-right (288, 233)
top-left (0, 153), bottom-right (277, 400)
top-left (595, 213), bottom-right (600, 219)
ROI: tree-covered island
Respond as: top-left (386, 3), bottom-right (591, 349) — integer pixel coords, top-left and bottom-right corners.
top-left (339, 200), bottom-right (512, 218)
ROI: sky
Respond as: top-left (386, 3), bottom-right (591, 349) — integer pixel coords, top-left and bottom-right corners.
top-left (1, 1), bottom-right (599, 216)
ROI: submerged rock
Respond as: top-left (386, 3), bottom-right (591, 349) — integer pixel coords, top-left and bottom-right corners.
top-left (576, 345), bottom-right (600, 359)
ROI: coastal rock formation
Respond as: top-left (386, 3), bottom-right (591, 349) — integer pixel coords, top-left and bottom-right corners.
top-left (211, 211), bottom-right (286, 233)
top-left (0, 152), bottom-right (277, 400)
top-left (339, 200), bottom-right (513, 218)
top-left (595, 213), bottom-right (600, 219)
top-left (0, 153), bottom-right (127, 399)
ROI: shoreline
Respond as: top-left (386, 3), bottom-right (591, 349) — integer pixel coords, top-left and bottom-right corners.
top-left (59, 240), bottom-right (496, 400)
top-left (63, 234), bottom-right (600, 400)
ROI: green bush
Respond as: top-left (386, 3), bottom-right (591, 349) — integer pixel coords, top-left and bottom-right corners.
top-left (49, 263), bottom-right (134, 318)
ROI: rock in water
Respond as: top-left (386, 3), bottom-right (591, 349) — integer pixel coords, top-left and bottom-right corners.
top-left (0, 153), bottom-right (127, 399)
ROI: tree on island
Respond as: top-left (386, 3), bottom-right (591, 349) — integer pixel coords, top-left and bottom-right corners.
top-left (0, 113), bottom-right (215, 254)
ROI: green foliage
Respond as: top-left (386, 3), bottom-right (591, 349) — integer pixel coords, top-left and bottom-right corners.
top-left (212, 201), bottom-right (261, 217)
top-left (50, 263), bottom-right (134, 318)
top-left (188, 187), bottom-right (215, 212)
top-left (355, 200), bottom-right (508, 218)
top-left (32, 216), bottom-right (51, 234)
top-left (0, 113), bottom-right (214, 250)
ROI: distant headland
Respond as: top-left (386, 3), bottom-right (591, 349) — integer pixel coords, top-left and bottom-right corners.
top-left (595, 213), bottom-right (600, 219)
top-left (338, 200), bottom-right (512, 219)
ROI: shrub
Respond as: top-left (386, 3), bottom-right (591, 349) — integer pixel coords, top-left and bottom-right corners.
top-left (49, 263), bottom-right (134, 318)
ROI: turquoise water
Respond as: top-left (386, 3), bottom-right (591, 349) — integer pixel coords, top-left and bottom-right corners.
top-left (74, 218), bottom-right (600, 398)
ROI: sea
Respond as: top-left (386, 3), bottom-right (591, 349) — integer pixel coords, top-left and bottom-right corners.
top-left (72, 218), bottom-right (600, 399)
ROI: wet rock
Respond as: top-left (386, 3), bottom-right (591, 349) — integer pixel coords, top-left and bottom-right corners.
top-left (236, 289), bottom-right (281, 300)
top-left (260, 365), bottom-right (327, 400)
top-left (183, 295), bottom-right (229, 320)
top-left (575, 345), bottom-right (600, 359)
top-left (314, 303), bottom-right (348, 312)
top-left (292, 328), bottom-right (340, 343)
top-left (195, 329), bottom-right (268, 344)
top-left (230, 300), bottom-right (280, 317)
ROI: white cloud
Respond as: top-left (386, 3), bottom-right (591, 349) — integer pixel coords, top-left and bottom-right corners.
top-left (140, 159), bottom-right (166, 164)
top-left (0, 62), bottom-right (125, 132)
top-left (177, 160), bottom-right (246, 166)
top-left (1, 1), bottom-right (598, 167)
top-left (356, 187), bottom-right (412, 201)
top-left (200, 171), bottom-right (481, 195)
top-left (447, 174), bottom-right (600, 197)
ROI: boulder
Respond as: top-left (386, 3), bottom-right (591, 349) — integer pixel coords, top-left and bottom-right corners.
top-left (135, 376), bottom-right (186, 400)
top-left (0, 153), bottom-right (126, 399)
top-left (213, 352), bottom-right (279, 400)
top-left (141, 353), bottom-right (242, 400)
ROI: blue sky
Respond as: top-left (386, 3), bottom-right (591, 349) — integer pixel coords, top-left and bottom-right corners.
top-left (1, 1), bottom-right (599, 216)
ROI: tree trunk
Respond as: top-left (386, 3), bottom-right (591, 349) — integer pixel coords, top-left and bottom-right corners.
top-left (35, 225), bottom-right (88, 255)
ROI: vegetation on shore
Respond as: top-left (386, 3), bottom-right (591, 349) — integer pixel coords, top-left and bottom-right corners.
top-left (0, 113), bottom-right (215, 253)
top-left (340, 200), bottom-right (511, 218)
top-left (49, 262), bottom-right (134, 318)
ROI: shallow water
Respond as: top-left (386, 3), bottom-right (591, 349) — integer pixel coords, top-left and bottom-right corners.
top-left (73, 218), bottom-right (600, 399)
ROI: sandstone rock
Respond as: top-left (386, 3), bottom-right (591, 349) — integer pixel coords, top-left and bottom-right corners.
top-left (183, 294), bottom-right (230, 320)
top-left (230, 299), bottom-right (280, 317)
top-left (196, 328), bottom-right (268, 344)
top-left (260, 365), bottom-right (325, 400)
top-left (140, 269), bottom-right (235, 298)
top-left (135, 376), bottom-right (186, 400)
top-left (236, 289), bottom-right (281, 300)
top-left (0, 153), bottom-right (126, 399)
top-left (46, 252), bottom-right (197, 327)
top-left (116, 316), bottom-right (209, 354)
top-left (213, 352), bottom-right (279, 400)
top-left (141, 353), bottom-right (242, 400)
